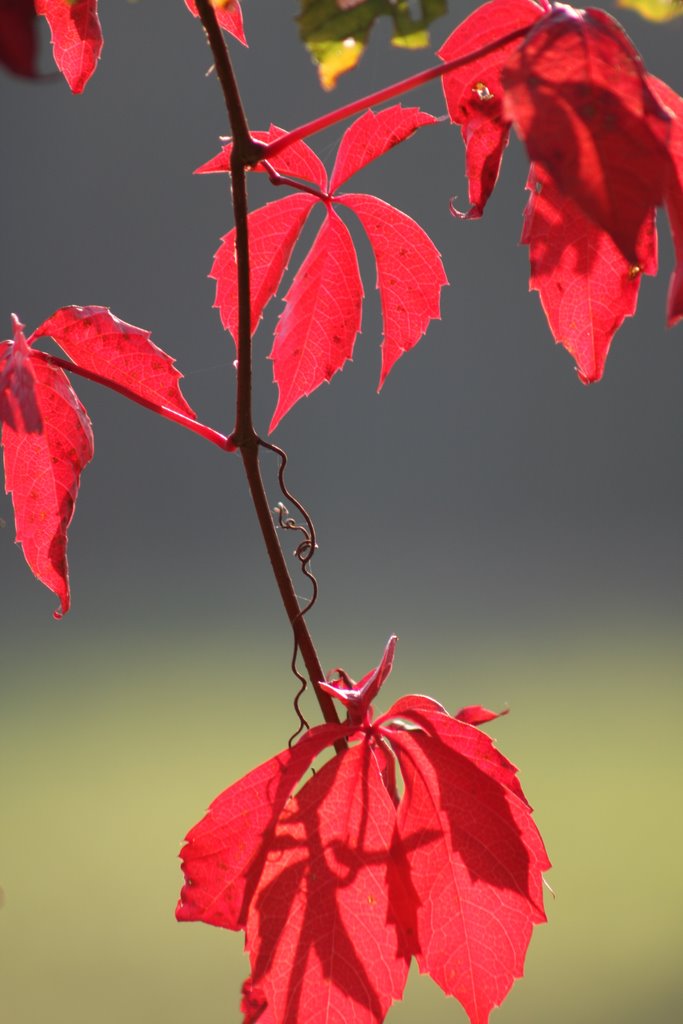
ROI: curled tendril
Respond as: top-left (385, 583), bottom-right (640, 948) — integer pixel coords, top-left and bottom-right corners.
top-left (258, 439), bottom-right (319, 745)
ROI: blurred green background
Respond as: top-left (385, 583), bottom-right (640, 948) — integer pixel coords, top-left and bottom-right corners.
top-left (1, 1), bottom-right (682, 1022)
top-left (3, 621), bottom-right (682, 1022)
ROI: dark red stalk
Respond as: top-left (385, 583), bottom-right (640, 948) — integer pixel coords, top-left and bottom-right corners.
top-left (194, 0), bottom-right (343, 737)
top-left (32, 350), bottom-right (233, 451)
top-left (262, 26), bottom-right (529, 161)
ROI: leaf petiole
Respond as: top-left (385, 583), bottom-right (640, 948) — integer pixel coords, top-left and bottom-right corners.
top-left (31, 349), bottom-right (235, 452)
top-left (261, 26), bottom-right (530, 162)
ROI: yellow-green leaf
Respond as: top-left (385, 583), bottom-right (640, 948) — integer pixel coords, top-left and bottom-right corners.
top-left (617, 0), bottom-right (683, 22)
top-left (298, 0), bottom-right (448, 90)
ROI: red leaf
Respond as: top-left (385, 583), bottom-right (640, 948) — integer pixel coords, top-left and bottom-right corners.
top-left (339, 194), bottom-right (447, 386)
top-left (177, 722), bottom-right (350, 929)
top-left (522, 163), bottom-right (658, 383)
top-left (269, 207), bottom-right (363, 431)
top-left (241, 978), bottom-right (274, 1023)
top-left (0, 0), bottom-right (37, 77)
top-left (329, 106), bottom-right (440, 194)
top-left (2, 344), bottom-right (93, 618)
top-left (438, 0), bottom-right (548, 218)
top-left (0, 317), bottom-right (42, 434)
top-left (648, 76), bottom-right (683, 325)
top-left (379, 695), bottom-right (529, 805)
top-left (179, 640), bottom-right (549, 1024)
top-left (387, 721), bottom-right (549, 1024)
top-left (502, 4), bottom-right (671, 263)
top-left (319, 635), bottom-right (398, 724)
top-left (455, 704), bottom-right (510, 726)
top-left (211, 194), bottom-right (317, 341)
top-left (36, 0), bottom-right (102, 93)
top-left (245, 743), bottom-right (410, 1024)
top-left (31, 306), bottom-right (197, 419)
top-left (197, 126), bottom-right (327, 187)
top-left (199, 109), bottom-right (444, 425)
top-left (184, 0), bottom-right (247, 46)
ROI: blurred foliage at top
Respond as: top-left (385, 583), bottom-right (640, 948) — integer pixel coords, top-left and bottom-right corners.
top-left (298, 0), bottom-right (683, 90)
top-left (298, 0), bottom-right (448, 90)
top-left (617, 0), bottom-right (683, 21)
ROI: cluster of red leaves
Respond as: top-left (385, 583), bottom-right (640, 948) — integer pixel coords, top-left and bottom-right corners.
top-left (439, 0), bottom-right (683, 382)
top-left (191, 0), bottom-right (682, 427)
top-left (0, 308), bottom-right (195, 616)
top-left (198, 105), bottom-right (448, 430)
top-left (0, 1), bottom-right (245, 90)
top-left (178, 637), bottom-right (550, 1024)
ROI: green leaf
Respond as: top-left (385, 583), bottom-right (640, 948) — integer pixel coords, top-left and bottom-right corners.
top-left (298, 0), bottom-right (448, 90)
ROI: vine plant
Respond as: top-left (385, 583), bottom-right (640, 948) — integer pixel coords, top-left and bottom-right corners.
top-left (1, 2), bottom-right (682, 1023)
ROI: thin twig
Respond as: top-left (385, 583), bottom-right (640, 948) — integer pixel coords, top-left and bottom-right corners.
top-left (193, 1), bottom-right (344, 740)
top-left (262, 27), bottom-right (529, 161)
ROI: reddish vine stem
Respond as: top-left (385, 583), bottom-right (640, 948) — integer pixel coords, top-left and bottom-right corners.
top-left (32, 350), bottom-right (232, 451)
top-left (194, 0), bottom-right (343, 740)
top-left (262, 26), bottom-right (529, 161)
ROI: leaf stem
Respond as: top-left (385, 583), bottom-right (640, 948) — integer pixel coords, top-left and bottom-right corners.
top-left (194, 0), bottom-right (343, 739)
top-left (31, 350), bottom-right (233, 451)
top-left (262, 160), bottom-right (330, 202)
top-left (262, 26), bottom-right (529, 161)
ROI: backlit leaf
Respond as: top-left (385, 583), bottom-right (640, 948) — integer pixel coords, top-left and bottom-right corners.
top-left (648, 76), bottom-right (683, 325)
top-left (179, 638), bottom-right (549, 1024)
top-left (502, 4), bottom-right (672, 263)
top-left (211, 194), bottom-right (317, 341)
top-left (36, 0), bottom-right (102, 93)
top-left (269, 207), bottom-right (363, 431)
top-left (438, 0), bottom-right (548, 218)
top-left (184, 0), bottom-right (247, 46)
top-left (522, 163), bottom-right (658, 382)
top-left (329, 106), bottom-right (439, 193)
top-left (2, 341), bottom-right (93, 618)
top-left (339, 193), bottom-right (447, 385)
top-left (245, 743), bottom-right (410, 1024)
top-left (31, 306), bottom-right (197, 418)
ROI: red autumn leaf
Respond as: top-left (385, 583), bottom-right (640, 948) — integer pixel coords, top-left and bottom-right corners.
top-left (522, 163), bottom-right (658, 383)
top-left (328, 106), bottom-right (440, 193)
top-left (454, 703), bottom-right (510, 726)
top-left (269, 207), bottom-right (363, 431)
top-left (1, 318), bottom-right (93, 618)
top-left (377, 694), bottom-right (529, 808)
top-left (31, 306), bottom-right (197, 418)
top-left (339, 194), bottom-right (448, 386)
top-left (502, 4), bottom-right (672, 263)
top-left (1, 308), bottom-right (196, 614)
top-left (0, 317), bottom-right (42, 433)
top-left (0, 0), bottom-right (37, 77)
top-left (200, 106), bottom-right (446, 428)
top-left (438, 0), bottom-right (548, 218)
top-left (648, 76), bottom-right (683, 325)
top-left (241, 978), bottom-right (274, 1024)
top-left (210, 194), bottom-right (317, 340)
top-left (36, 0), bottom-right (102, 93)
top-left (387, 723), bottom-right (548, 1024)
top-left (177, 721), bottom-right (349, 929)
top-left (245, 743), bottom-right (411, 1024)
top-left (178, 637), bottom-right (549, 1024)
top-left (184, 0), bottom-right (247, 46)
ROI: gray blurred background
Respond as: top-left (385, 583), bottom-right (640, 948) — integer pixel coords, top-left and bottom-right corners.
top-left (1, 2), bottom-right (682, 1022)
